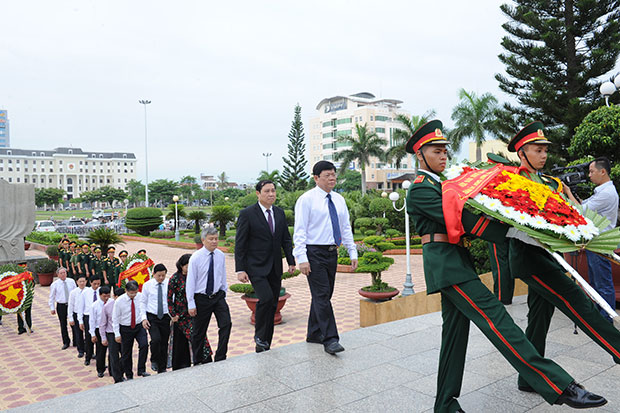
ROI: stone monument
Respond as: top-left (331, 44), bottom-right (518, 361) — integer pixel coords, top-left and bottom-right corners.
top-left (0, 179), bottom-right (35, 261)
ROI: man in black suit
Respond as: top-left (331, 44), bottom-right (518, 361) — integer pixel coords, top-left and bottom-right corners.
top-left (235, 180), bottom-right (296, 353)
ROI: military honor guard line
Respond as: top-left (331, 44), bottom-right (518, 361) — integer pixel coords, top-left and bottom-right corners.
top-left (40, 130), bottom-right (619, 411)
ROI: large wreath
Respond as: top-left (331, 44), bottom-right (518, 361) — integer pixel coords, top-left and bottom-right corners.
top-left (117, 253), bottom-right (153, 292)
top-left (0, 264), bottom-right (35, 315)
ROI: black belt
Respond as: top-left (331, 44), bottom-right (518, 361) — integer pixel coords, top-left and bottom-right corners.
top-left (308, 244), bottom-right (338, 251)
top-left (197, 290), bottom-right (221, 299)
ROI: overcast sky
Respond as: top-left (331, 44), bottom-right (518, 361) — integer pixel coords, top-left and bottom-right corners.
top-left (2, 0), bottom-right (516, 183)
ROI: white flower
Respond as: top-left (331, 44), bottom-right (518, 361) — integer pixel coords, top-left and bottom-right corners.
top-left (498, 205), bottom-right (521, 221)
top-left (547, 224), bottom-right (564, 235)
top-left (562, 225), bottom-right (581, 242)
top-left (513, 211), bottom-right (532, 226)
top-left (444, 164), bottom-right (466, 180)
top-left (529, 216), bottom-right (551, 230)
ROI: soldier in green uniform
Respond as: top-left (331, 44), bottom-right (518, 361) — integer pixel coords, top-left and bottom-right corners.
top-left (405, 120), bottom-right (606, 411)
top-left (68, 241), bottom-right (79, 280)
top-left (506, 121), bottom-right (620, 393)
top-left (119, 250), bottom-right (129, 265)
top-left (486, 153), bottom-right (515, 305)
top-left (77, 243), bottom-right (92, 278)
top-left (90, 247), bottom-right (107, 285)
top-left (58, 239), bottom-right (71, 273)
top-left (105, 246), bottom-right (122, 288)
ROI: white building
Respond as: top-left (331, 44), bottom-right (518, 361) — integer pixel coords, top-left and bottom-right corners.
top-left (308, 92), bottom-right (414, 190)
top-left (0, 147), bottom-right (137, 199)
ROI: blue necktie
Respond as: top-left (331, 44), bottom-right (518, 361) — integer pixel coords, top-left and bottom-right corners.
top-left (206, 252), bottom-right (214, 295)
top-left (326, 193), bottom-right (342, 246)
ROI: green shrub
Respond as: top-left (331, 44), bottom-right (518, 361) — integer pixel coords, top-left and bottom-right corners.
top-left (150, 231), bottom-right (175, 239)
top-left (338, 244), bottom-right (349, 258)
top-left (385, 229), bottom-right (401, 238)
top-left (354, 217), bottom-right (373, 229)
top-left (375, 242), bottom-right (396, 252)
top-left (338, 257), bottom-right (352, 265)
top-left (225, 236), bottom-right (235, 246)
top-left (229, 283), bottom-right (255, 295)
top-left (281, 269), bottom-right (301, 280)
top-left (86, 227), bottom-right (125, 252)
top-left (411, 237), bottom-right (422, 245)
top-left (46, 245), bottom-right (59, 257)
top-left (373, 217), bottom-right (389, 233)
top-left (284, 210), bottom-right (295, 227)
top-left (468, 238), bottom-right (490, 275)
top-left (193, 234), bottom-right (202, 244)
top-left (35, 258), bottom-right (58, 274)
top-left (26, 232), bottom-right (79, 246)
top-left (126, 207), bottom-right (163, 236)
top-left (364, 229), bottom-right (377, 236)
top-left (356, 251), bottom-right (395, 291)
top-left (362, 235), bottom-right (385, 246)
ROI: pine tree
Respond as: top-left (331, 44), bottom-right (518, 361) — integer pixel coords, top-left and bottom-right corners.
top-left (280, 104), bottom-right (309, 191)
top-left (495, 1), bottom-right (620, 158)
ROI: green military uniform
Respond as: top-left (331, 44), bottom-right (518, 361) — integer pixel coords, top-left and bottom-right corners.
top-left (405, 120), bottom-right (574, 412)
top-left (77, 246), bottom-right (92, 277)
top-left (486, 153), bottom-right (515, 304)
top-left (506, 122), bottom-right (620, 390)
top-left (90, 248), bottom-right (106, 283)
top-left (105, 257), bottom-right (121, 288)
top-left (59, 246), bottom-right (71, 275)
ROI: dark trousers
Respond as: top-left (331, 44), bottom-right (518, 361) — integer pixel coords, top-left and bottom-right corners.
top-left (171, 322), bottom-right (191, 370)
top-left (250, 268), bottom-right (281, 344)
top-left (56, 303), bottom-right (71, 346)
top-left (517, 270), bottom-right (620, 388)
top-left (95, 328), bottom-right (107, 374)
top-left (305, 246), bottom-right (339, 345)
top-left (73, 312), bottom-right (85, 354)
top-left (119, 324), bottom-right (148, 378)
top-left (83, 315), bottom-right (94, 361)
top-left (586, 250), bottom-right (617, 322)
top-left (146, 313), bottom-right (171, 373)
top-left (191, 291), bottom-right (231, 363)
top-left (488, 241), bottom-right (514, 305)
top-left (436, 279), bottom-right (573, 412)
top-left (106, 332), bottom-right (123, 383)
top-left (17, 307), bottom-right (32, 333)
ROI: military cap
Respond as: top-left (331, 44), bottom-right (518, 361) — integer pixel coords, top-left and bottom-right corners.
top-left (119, 250), bottom-right (129, 256)
top-left (107, 246), bottom-right (116, 253)
top-left (90, 243), bottom-right (98, 247)
top-left (137, 249), bottom-right (146, 255)
top-left (508, 121), bottom-right (551, 152)
top-left (405, 120), bottom-right (450, 154)
top-left (69, 241), bottom-right (77, 246)
top-left (94, 247), bottom-right (101, 253)
top-left (486, 152), bottom-right (511, 165)
top-left (81, 242), bottom-right (90, 247)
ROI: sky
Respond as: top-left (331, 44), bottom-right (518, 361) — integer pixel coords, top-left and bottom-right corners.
top-left (1, 0), bottom-right (513, 184)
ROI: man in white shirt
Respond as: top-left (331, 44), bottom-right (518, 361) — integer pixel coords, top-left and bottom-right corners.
top-left (140, 264), bottom-right (171, 373)
top-left (78, 275), bottom-right (101, 366)
top-left (187, 226), bottom-right (231, 363)
top-left (112, 280), bottom-right (150, 379)
top-left (581, 157), bottom-right (619, 322)
top-left (294, 161), bottom-right (358, 355)
top-left (89, 286), bottom-right (111, 378)
top-left (68, 274), bottom-right (87, 358)
top-left (49, 267), bottom-right (76, 350)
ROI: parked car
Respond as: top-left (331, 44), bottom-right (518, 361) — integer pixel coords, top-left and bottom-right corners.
top-left (92, 209), bottom-right (105, 219)
top-left (34, 220), bottom-right (57, 232)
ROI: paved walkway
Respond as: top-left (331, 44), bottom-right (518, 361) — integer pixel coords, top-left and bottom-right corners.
top-left (0, 241), bottom-right (425, 409)
top-left (14, 295), bottom-right (620, 412)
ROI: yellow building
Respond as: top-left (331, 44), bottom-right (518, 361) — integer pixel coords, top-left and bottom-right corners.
top-left (467, 139), bottom-right (519, 163)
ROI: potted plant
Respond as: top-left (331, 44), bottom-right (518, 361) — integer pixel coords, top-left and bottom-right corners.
top-left (24, 239), bottom-right (31, 250)
top-left (356, 251), bottom-right (399, 301)
top-left (46, 245), bottom-right (59, 262)
top-left (229, 270), bottom-right (300, 325)
top-left (34, 258), bottom-right (59, 286)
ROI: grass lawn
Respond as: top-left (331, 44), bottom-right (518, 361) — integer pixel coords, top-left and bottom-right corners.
top-left (35, 206), bottom-right (213, 221)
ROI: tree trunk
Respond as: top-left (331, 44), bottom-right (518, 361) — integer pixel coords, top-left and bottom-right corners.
top-left (361, 167), bottom-right (367, 194)
top-left (219, 223), bottom-right (226, 238)
top-left (475, 144), bottom-right (482, 162)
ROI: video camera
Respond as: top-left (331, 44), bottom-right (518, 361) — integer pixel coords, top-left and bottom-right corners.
top-left (550, 162), bottom-right (590, 189)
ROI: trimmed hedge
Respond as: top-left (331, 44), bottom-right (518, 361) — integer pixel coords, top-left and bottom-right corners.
top-left (126, 207), bottom-right (163, 236)
top-left (375, 242), bottom-right (396, 252)
top-left (26, 231), bottom-right (80, 246)
top-left (338, 257), bottom-right (351, 265)
top-left (362, 235), bottom-right (385, 246)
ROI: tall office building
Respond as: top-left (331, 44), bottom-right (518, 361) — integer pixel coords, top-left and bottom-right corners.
top-left (0, 110), bottom-right (9, 148)
top-left (308, 92), bottom-right (414, 190)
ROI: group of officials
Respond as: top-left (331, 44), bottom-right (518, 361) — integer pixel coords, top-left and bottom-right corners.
top-left (45, 145), bottom-right (618, 411)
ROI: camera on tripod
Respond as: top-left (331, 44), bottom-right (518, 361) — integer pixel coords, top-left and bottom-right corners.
top-left (550, 162), bottom-right (590, 189)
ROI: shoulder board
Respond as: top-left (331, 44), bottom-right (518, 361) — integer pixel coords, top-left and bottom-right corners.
top-left (541, 174), bottom-right (563, 190)
top-left (413, 175), bottom-right (425, 184)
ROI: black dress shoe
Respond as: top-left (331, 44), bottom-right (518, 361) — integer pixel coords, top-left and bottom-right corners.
top-left (456, 409), bottom-right (465, 413)
top-left (84, 359), bottom-right (90, 366)
top-left (324, 342), bottom-right (345, 355)
top-left (18, 329), bottom-right (26, 335)
top-left (138, 372), bottom-right (151, 377)
top-left (518, 384), bottom-right (536, 393)
top-left (306, 335), bottom-right (324, 344)
top-left (151, 362), bottom-right (158, 372)
top-left (555, 382), bottom-right (607, 408)
top-left (97, 372), bottom-right (104, 378)
top-left (77, 352), bottom-right (84, 358)
top-left (255, 338), bottom-right (270, 353)
top-left (61, 343), bottom-right (70, 350)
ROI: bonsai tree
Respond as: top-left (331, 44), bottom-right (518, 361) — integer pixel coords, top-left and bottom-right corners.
top-left (126, 207), bottom-right (163, 236)
top-left (188, 210), bottom-right (207, 234)
top-left (46, 245), bottom-right (59, 259)
top-left (35, 258), bottom-right (59, 275)
top-left (86, 227), bottom-right (125, 253)
top-left (356, 251), bottom-right (396, 293)
top-left (229, 270), bottom-right (301, 297)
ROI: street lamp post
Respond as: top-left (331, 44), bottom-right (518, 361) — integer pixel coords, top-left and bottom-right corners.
top-left (139, 100), bottom-right (151, 206)
top-left (173, 195), bottom-right (180, 241)
top-left (123, 198), bottom-right (128, 216)
top-left (599, 75), bottom-right (620, 106)
top-left (262, 152), bottom-right (272, 173)
top-left (389, 180), bottom-right (414, 296)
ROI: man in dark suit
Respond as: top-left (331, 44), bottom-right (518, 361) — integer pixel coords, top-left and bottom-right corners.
top-left (235, 180), bottom-right (296, 352)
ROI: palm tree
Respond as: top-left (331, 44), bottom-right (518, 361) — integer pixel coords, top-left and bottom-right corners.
top-left (86, 227), bottom-right (125, 254)
top-left (187, 210), bottom-right (207, 234)
top-left (385, 110), bottom-right (437, 171)
top-left (217, 172), bottom-right (229, 190)
top-left (334, 123), bottom-right (387, 194)
top-left (257, 169), bottom-right (280, 182)
top-left (210, 205), bottom-right (236, 238)
top-left (449, 88), bottom-right (500, 162)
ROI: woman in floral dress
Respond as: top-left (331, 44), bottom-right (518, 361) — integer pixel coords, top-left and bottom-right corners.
top-left (167, 253), bottom-right (212, 370)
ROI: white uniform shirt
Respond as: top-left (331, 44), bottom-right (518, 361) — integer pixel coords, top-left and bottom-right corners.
top-left (582, 180), bottom-right (619, 231)
top-left (48, 277), bottom-right (76, 310)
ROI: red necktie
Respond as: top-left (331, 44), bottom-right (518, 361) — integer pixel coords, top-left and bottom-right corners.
top-left (130, 298), bottom-right (136, 328)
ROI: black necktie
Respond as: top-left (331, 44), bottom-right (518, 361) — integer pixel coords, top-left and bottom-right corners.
top-left (206, 252), bottom-right (214, 295)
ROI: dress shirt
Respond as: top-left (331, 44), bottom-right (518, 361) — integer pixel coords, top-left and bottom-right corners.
top-left (89, 299), bottom-right (105, 337)
top-left (48, 277), bottom-right (76, 310)
top-left (67, 287), bottom-right (85, 322)
top-left (186, 247), bottom-right (227, 310)
top-left (293, 186), bottom-right (357, 264)
top-left (99, 298), bottom-right (115, 335)
top-left (418, 169), bottom-right (442, 183)
top-left (582, 180), bottom-right (619, 231)
top-left (77, 287), bottom-right (100, 324)
top-left (258, 202), bottom-right (275, 232)
top-left (112, 292), bottom-right (145, 338)
top-left (140, 278), bottom-right (170, 318)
